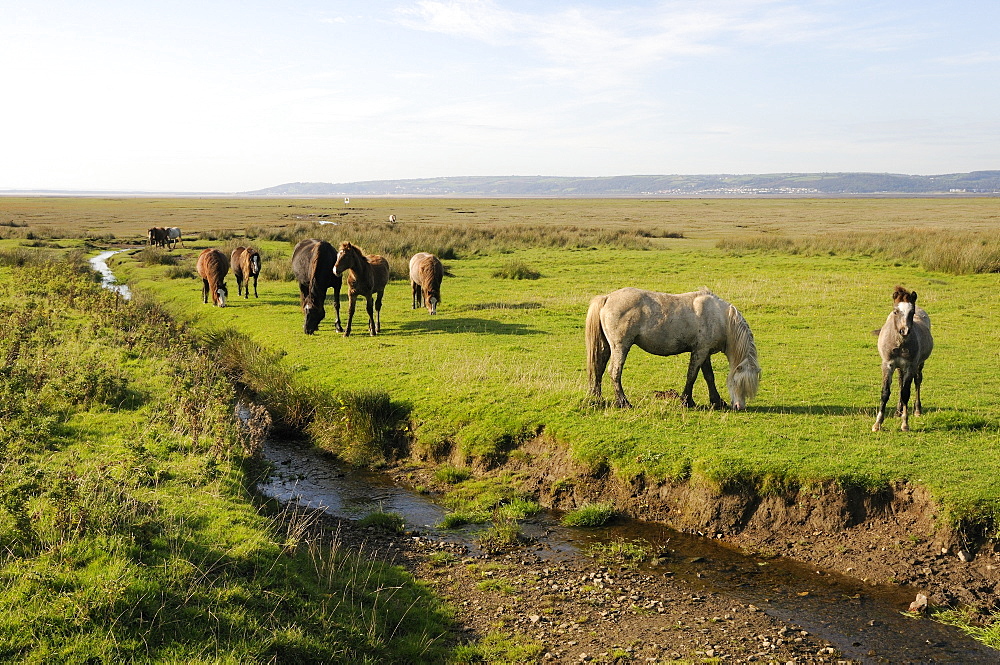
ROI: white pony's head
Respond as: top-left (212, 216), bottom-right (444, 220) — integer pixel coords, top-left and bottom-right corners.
top-left (725, 304), bottom-right (761, 410)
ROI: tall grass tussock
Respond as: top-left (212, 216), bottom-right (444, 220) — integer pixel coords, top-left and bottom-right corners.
top-left (719, 228), bottom-right (1000, 275)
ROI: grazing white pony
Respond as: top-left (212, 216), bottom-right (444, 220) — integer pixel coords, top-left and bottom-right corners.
top-left (165, 227), bottom-right (184, 249)
top-left (872, 286), bottom-right (933, 432)
top-left (586, 287), bottom-right (760, 410)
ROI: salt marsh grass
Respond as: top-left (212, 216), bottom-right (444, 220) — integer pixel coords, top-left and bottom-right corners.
top-left (12, 196), bottom-right (1000, 534)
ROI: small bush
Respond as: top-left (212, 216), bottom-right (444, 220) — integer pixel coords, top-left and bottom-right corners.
top-left (165, 265), bottom-right (196, 279)
top-left (197, 229), bottom-right (238, 241)
top-left (587, 538), bottom-right (652, 568)
top-left (438, 510), bottom-right (491, 529)
top-left (477, 517), bottom-right (524, 550)
top-left (561, 502), bottom-right (617, 527)
top-left (356, 511), bottom-right (405, 533)
top-left (261, 257), bottom-right (295, 282)
top-left (434, 464), bottom-right (472, 484)
top-left (451, 633), bottom-right (546, 664)
top-left (475, 579), bottom-right (516, 594)
top-left (491, 259), bottom-right (541, 280)
top-left (493, 498), bottom-right (541, 521)
top-left (136, 247), bottom-right (178, 266)
top-left (0, 248), bottom-right (36, 267)
top-left (427, 551), bottom-right (456, 567)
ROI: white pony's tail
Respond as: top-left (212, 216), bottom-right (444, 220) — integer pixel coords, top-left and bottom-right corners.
top-left (725, 304), bottom-right (761, 409)
top-left (585, 295), bottom-right (610, 395)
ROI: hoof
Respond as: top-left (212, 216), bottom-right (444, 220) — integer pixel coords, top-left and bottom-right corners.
top-left (872, 423), bottom-right (881, 432)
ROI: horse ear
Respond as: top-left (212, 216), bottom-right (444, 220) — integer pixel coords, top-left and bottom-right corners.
top-left (892, 286), bottom-right (906, 303)
top-left (910, 291), bottom-right (917, 304)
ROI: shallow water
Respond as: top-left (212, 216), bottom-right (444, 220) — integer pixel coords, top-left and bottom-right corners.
top-left (258, 437), bottom-right (997, 663)
top-left (89, 249), bottom-right (133, 299)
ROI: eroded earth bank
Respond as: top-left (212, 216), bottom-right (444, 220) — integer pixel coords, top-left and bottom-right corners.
top-left (264, 432), bottom-right (1000, 663)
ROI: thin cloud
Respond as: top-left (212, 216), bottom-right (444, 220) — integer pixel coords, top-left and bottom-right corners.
top-left (392, 0), bottom-right (898, 89)
top-left (935, 50), bottom-right (1000, 66)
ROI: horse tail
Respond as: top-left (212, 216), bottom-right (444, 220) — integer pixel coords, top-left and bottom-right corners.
top-left (725, 304), bottom-right (760, 408)
top-left (585, 295), bottom-right (610, 394)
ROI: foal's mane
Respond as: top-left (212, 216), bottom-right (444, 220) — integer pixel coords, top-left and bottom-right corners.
top-left (338, 241), bottom-right (362, 258)
top-left (892, 285), bottom-right (915, 304)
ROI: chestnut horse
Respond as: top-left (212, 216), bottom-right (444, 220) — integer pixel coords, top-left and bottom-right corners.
top-left (586, 287), bottom-right (760, 410)
top-left (291, 238), bottom-right (342, 334)
top-left (409, 252), bottom-right (443, 314)
top-left (332, 242), bottom-right (389, 336)
top-left (231, 246), bottom-right (262, 299)
top-left (196, 248), bottom-right (229, 307)
top-left (872, 286), bottom-right (933, 432)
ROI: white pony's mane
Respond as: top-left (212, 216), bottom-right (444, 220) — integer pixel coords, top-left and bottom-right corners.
top-left (725, 304), bottom-right (761, 406)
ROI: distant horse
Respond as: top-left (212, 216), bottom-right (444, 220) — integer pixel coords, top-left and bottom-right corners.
top-left (147, 227), bottom-right (168, 248)
top-left (196, 248), bottom-right (229, 307)
top-left (388, 214), bottom-right (396, 224)
top-left (333, 242), bottom-right (390, 336)
top-left (409, 252), bottom-right (443, 314)
top-left (586, 287), bottom-right (761, 409)
top-left (291, 238), bottom-right (342, 334)
top-left (166, 227), bottom-right (184, 249)
top-left (231, 246), bottom-right (262, 299)
top-left (872, 286), bottom-right (933, 432)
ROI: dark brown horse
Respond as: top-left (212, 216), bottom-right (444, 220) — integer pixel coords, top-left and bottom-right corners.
top-left (873, 286), bottom-right (933, 432)
top-left (231, 246), bottom-right (262, 298)
top-left (409, 252), bottom-right (443, 314)
top-left (147, 227), bottom-right (168, 248)
top-left (333, 242), bottom-right (390, 336)
top-left (291, 238), bottom-right (343, 334)
top-left (196, 248), bottom-right (229, 307)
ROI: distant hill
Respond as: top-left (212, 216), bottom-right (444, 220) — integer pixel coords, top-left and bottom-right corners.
top-left (245, 171), bottom-right (1000, 197)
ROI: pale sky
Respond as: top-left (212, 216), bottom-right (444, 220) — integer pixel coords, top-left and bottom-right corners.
top-left (2, 1), bottom-right (998, 192)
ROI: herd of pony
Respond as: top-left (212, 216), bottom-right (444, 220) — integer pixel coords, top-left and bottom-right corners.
top-left (193, 238), bottom-right (444, 339)
top-left (147, 226), bottom-right (184, 249)
top-left (178, 229), bottom-right (931, 433)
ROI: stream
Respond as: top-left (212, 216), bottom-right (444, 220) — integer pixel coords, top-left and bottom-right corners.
top-left (257, 436), bottom-right (996, 663)
top-left (89, 250), bottom-right (995, 662)
top-left (89, 249), bottom-right (133, 299)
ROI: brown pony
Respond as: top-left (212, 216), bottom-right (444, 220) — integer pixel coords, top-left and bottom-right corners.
top-left (196, 248), bottom-right (229, 307)
top-left (231, 246), bottom-right (262, 299)
top-left (332, 242), bottom-right (390, 336)
top-left (147, 227), bottom-right (168, 248)
top-left (409, 252), bottom-right (443, 314)
top-left (872, 286), bottom-right (933, 432)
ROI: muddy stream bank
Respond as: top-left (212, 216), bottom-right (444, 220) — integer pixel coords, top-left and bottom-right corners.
top-left (258, 436), bottom-right (996, 662)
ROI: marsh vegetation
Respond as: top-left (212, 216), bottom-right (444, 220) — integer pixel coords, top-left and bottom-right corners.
top-left (2, 195), bottom-right (1000, 657)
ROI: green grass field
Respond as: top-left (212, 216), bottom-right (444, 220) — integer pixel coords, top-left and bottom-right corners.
top-left (0, 258), bottom-right (453, 662)
top-left (52, 195), bottom-right (996, 533)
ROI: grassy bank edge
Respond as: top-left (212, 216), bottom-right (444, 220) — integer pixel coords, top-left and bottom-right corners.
top-left (0, 256), bottom-right (457, 663)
